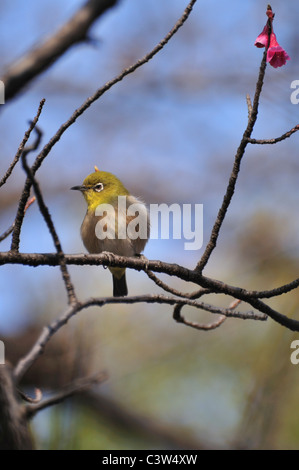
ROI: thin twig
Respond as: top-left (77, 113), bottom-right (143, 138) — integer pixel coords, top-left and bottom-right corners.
top-left (0, 197), bottom-right (35, 243)
top-left (228, 298), bottom-right (242, 309)
top-left (173, 295), bottom-right (242, 332)
top-left (14, 293), bottom-right (266, 382)
top-left (170, 285), bottom-right (213, 330)
top-left (0, 106), bottom-right (44, 189)
top-left (174, 312), bottom-right (226, 331)
top-left (10, 100), bottom-right (45, 252)
top-left (26, 0), bottom-right (198, 178)
top-left (21, 134), bottom-right (77, 306)
top-left (0, 226), bottom-right (14, 244)
top-left (196, 49), bottom-right (268, 273)
top-left (18, 388), bottom-right (43, 404)
top-left (146, 269), bottom-right (209, 299)
top-left (26, 372), bottom-right (107, 418)
top-left (246, 93), bottom-right (253, 120)
top-left (247, 124), bottom-right (299, 144)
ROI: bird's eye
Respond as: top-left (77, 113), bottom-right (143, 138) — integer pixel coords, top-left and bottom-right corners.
top-left (94, 183), bottom-right (104, 192)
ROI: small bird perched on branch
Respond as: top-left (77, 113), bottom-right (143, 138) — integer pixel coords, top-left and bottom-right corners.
top-left (71, 168), bottom-right (149, 297)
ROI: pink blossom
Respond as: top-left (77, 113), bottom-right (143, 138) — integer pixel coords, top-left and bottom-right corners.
top-left (267, 32), bottom-right (290, 68)
top-left (254, 6), bottom-right (290, 69)
top-left (255, 24), bottom-right (270, 48)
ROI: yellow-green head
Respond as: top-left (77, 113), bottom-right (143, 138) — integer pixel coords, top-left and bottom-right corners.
top-left (71, 170), bottom-right (129, 211)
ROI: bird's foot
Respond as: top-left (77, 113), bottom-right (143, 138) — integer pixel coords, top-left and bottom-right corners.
top-left (101, 251), bottom-right (115, 268)
top-left (135, 253), bottom-right (150, 271)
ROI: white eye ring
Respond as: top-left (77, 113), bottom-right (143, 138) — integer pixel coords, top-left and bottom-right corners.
top-left (94, 183), bottom-right (104, 192)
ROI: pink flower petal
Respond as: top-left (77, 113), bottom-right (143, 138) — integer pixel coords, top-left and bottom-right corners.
top-left (254, 25), bottom-right (269, 48)
top-left (266, 32), bottom-right (290, 68)
top-left (269, 31), bottom-right (279, 48)
top-left (254, 15), bottom-right (290, 68)
top-left (267, 46), bottom-right (290, 68)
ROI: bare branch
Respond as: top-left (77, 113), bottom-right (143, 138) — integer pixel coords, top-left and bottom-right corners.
top-left (14, 292), bottom-right (266, 383)
top-left (1, 0), bottom-right (119, 101)
top-left (0, 365), bottom-right (33, 450)
top-left (182, 315), bottom-right (227, 331)
top-left (2, 250), bottom-right (299, 301)
top-left (10, 100), bottom-right (45, 252)
top-left (4, 250), bottom-right (299, 331)
top-left (246, 93), bottom-right (253, 119)
top-left (174, 295), bottom-right (242, 332)
top-left (0, 101), bottom-right (44, 188)
top-left (196, 49), bottom-right (268, 273)
top-left (228, 298), bottom-right (242, 309)
top-left (0, 197), bottom-right (35, 243)
top-left (2, 249), bottom-right (299, 300)
top-left (146, 269), bottom-right (209, 299)
top-left (0, 226), bottom-right (14, 244)
top-left (25, 0), bottom-right (198, 178)
top-left (78, 295), bottom-right (264, 320)
top-left (18, 388), bottom-right (43, 404)
top-left (21, 132), bottom-right (77, 305)
top-left (26, 372), bottom-right (107, 419)
top-left (247, 124), bottom-right (299, 144)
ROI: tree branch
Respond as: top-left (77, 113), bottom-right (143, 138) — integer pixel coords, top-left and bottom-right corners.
top-left (14, 292), bottom-right (266, 383)
top-left (174, 310), bottom-right (227, 331)
top-left (246, 93), bottom-right (253, 119)
top-left (173, 297), bottom-right (243, 332)
top-left (0, 107), bottom-right (43, 188)
top-left (246, 124), bottom-right (299, 144)
top-left (196, 49), bottom-right (268, 273)
top-left (1, 0), bottom-right (119, 101)
top-left (25, 372), bottom-right (107, 419)
top-left (10, 99), bottom-right (45, 252)
top-left (0, 197), bottom-right (35, 243)
top-left (0, 365), bottom-right (33, 450)
top-left (21, 129), bottom-right (77, 305)
top-left (28, 0), bottom-right (198, 176)
top-left (3, 250), bottom-right (299, 333)
top-left (145, 268), bottom-right (210, 299)
top-left (2, 250), bottom-right (298, 299)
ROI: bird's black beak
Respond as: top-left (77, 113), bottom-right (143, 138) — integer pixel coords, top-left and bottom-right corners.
top-left (70, 185), bottom-right (87, 191)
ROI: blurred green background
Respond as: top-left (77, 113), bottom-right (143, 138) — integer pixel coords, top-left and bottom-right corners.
top-left (1, 0), bottom-right (299, 450)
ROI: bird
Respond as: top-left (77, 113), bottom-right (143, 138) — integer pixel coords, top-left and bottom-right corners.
top-left (71, 168), bottom-right (149, 297)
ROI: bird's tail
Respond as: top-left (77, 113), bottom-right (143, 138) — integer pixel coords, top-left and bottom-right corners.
top-left (110, 268), bottom-right (128, 297)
